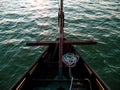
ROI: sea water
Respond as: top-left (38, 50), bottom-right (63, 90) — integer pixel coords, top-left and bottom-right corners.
top-left (0, 0), bottom-right (120, 90)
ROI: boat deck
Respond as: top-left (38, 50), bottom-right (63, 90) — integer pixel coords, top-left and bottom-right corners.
top-left (24, 46), bottom-right (90, 90)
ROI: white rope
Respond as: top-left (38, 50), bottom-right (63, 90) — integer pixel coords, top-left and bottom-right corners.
top-left (62, 53), bottom-right (79, 90)
top-left (62, 53), bottom-right (78, 67)
top-left (84, 78), bottom-right (92, 90)
top-left (69, 67), bottom-right (73, 90)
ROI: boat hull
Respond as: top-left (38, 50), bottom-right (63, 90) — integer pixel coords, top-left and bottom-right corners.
top-left (11, 43), bottom-right (110, 90)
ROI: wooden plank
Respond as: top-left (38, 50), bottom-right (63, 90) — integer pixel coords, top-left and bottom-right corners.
top-left (26, 40), bottom-right (97, 46)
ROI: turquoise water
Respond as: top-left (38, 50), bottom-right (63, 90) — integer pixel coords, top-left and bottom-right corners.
top-left (0, 0), bottom-right (120, 90)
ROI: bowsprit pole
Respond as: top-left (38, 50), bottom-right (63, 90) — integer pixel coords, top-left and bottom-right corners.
top-left (58, 0), bottom-right (64, 79)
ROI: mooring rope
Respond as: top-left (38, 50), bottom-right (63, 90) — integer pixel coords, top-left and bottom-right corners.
top-left (69, 67), bottom-right (74, 90)
top-left (62, 53), bottom-right (78, 67)
top-left (84, 78), bottom-right (92, 90)
top-left (62, 53), bottom-right (79, 90)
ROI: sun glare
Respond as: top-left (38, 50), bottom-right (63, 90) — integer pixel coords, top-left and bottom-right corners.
top-left (29, 0), bottom-right (46, 5)
top-left (28, 0), bottom-right (49, 10)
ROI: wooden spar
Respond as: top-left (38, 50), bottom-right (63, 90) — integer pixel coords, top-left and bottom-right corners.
top-left (58, 0), bottom-right (64, 79)
top-left (26, 40), bottom-right (97, 46)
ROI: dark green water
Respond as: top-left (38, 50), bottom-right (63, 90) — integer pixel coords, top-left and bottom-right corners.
top-left (0, 0), bottom-right (120, 90)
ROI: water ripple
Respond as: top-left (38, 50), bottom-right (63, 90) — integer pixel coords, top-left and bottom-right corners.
top-left (0, 0), bottom-right (120, 90)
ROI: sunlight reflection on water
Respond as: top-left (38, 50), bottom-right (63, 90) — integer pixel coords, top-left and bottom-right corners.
top-left (0, 0), bottom-right (120, 90)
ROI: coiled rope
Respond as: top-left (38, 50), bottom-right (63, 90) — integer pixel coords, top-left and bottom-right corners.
top-left (62, 53), bottom-right (79, 90)
top-left (62, 53), bottom-right (78, 67)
